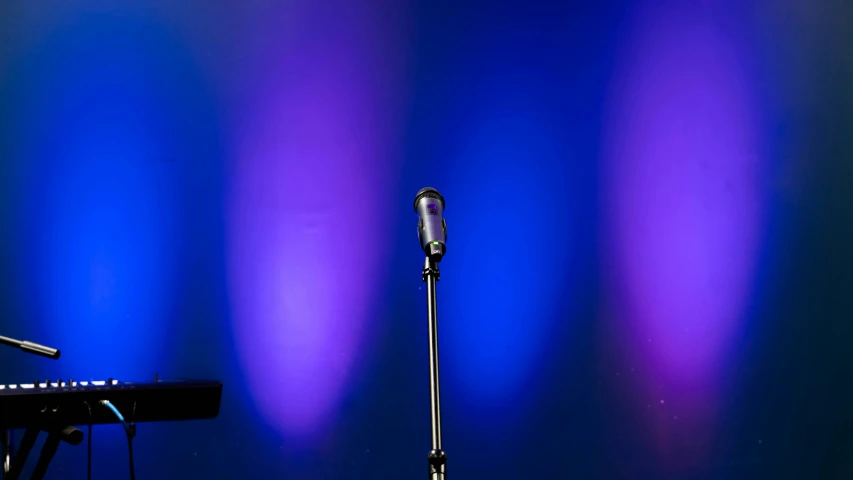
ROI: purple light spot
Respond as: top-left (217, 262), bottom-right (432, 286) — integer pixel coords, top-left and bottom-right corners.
top-left (604, 7), bottom-right (765, 382)
top-left (226, 2), bottom-right (403, 439)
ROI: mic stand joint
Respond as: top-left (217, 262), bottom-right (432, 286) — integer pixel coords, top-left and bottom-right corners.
top-left (422, 261), bottom-right (440, 282)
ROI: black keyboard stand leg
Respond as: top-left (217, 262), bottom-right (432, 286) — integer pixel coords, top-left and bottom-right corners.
top-left (29, 427), bottom-right (83, 480)
top-left (28, 432), bottom-right (58, 480)
top-left (1, 429), bottom-right (11, 479)
top-left (5, 429), bottom-right (39, 480)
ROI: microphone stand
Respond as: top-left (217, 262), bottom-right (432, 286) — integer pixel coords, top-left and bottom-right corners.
top-left (0, 335), bottom-right (60, 480)
top-left (422, 257), bottom-right (447, 480)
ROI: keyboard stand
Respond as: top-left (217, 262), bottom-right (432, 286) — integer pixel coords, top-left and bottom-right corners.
top-left (1, 429), bottom-right (11, 479)
top-left (0, 425), bottom-right (82, 480)
top-left (0, 333), bottom-right (60, 479)
top-left (31, 427), bottom-right (82, 480)
top-left (5, 428), bottom-right (37, 480)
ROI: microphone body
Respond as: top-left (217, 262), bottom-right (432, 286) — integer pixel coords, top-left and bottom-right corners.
top-left (0, 335), bottom-right (60, 360)
top-left (21, 341), bottom-right (60, 360)
top-left (414, 187), bottom-right (447, 261)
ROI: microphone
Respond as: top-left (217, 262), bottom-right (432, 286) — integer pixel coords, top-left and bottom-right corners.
top-left (414, 187), bottom-right (447, 262)
top-left (0, 335), bottom-right (60, 360)
top-left (415, 189), bottom-right (450, 478)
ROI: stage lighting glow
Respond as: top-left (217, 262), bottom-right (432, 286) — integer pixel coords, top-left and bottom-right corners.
top-left (9, 11), bottom-right (181, 378)
top-left (226, 3), bottom-right (398, 439)
top-left (441, 80), bottom-right (573, 404)
top-left (604, 7), bottom-right (766, 383)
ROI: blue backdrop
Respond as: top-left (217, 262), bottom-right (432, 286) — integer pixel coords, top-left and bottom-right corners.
top-left (0, 0), bottom-right (850, 478)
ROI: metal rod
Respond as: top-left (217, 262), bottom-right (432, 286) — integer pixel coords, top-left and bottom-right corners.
top-left (423, 257), bottom-right (447, 479)
top-left (426, 266), bottom-right (442, 450)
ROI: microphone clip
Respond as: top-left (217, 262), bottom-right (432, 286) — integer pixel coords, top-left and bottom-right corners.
top-left (422, 258), bottom-right (440, 282)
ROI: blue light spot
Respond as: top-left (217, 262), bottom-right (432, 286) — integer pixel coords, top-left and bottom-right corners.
top-left (8, 11), bottom-right (183, 378)
top-left (441, 83), bottom-right (574, 404)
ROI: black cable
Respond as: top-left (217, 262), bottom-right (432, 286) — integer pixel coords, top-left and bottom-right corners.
top-left (87, 423), bottom-right (92, 480)
top-left (130, 401), bottom-right (137, 479)
top-left (125, 432), bottom-right (135, 480)
top-left (101, 401), bottom-right (136, 480)
top-left (84, 401), bottom-right (92, 480)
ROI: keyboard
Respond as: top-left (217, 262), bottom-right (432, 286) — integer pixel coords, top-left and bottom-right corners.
top-left (0, 379), bottom-right (222, 429)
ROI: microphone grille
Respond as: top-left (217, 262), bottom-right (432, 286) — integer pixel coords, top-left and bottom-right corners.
top-left (414, 187), bottom-right (445, 211)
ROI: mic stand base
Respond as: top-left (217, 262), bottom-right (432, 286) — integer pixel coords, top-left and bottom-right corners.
top-left (428, 448), bottom-right (447, 480)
